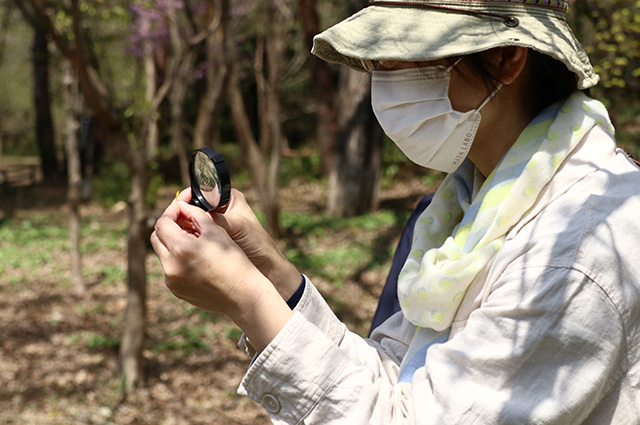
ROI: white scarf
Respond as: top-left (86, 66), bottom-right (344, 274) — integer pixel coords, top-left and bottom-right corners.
top-left (398, 92), bottom-right (615, 330)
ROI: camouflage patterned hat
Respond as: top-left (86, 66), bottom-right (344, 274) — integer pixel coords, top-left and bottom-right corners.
top-left (312, 0), bottom-right (598, 89)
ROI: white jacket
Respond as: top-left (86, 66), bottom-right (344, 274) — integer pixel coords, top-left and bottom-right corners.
top-left (238, 125), bottom-right (640, 424)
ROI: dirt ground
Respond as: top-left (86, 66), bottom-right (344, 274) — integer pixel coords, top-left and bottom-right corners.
top-left (0, 173), bottom-right (432, 425)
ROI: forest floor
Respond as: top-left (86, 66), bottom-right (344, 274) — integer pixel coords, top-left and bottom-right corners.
top-left (0, 169), bottom-right (434, 425)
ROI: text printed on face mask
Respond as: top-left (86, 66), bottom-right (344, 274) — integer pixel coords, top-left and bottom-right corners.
top-left (452, 132), bottom-right (475, 167)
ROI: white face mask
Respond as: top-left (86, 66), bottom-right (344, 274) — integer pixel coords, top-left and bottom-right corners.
top-left (371, 62), bottom-right (501, 173)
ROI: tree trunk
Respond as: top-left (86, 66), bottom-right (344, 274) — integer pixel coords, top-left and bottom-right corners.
top-left (228, 67), bottom-right (283, 236)
top-left (2, 7), bottom-right (13, 156)
top-left (255, 37), bottom-right (270, 154)
top-left (193, 0), bottom-right (230, 149)
top-left (325, 0), bottom-right (383, 217)
top-left (168, 58), bottom-right (191, 186)
top-left (263, 0), bottom-right (285, 237)
top-left (299, 0), bottom-right (338, 173)
top-left (168, 5), bottom-right (191, 186)
top-left (143, 39), bottom-right (159, 158)
top-left (0, 112), bottom-right (4, 156)
top-left (62, 61), bottom-right (85, 295)
top-left (327, 68), bottom-right (383, 217)
top-left (227, 1), bottom-right (286, 238)
top-left (228, 70), bottom-right (271, 219)
top-left (33, 21), bottom-right (60, 179)
top-left (119, 149), bottom-right (148, 391)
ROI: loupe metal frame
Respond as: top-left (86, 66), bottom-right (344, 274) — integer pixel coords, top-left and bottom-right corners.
top-left (189, 147), bottom-right (231, 213)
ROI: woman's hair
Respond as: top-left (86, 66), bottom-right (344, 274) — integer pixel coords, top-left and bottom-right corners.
top-left (462, 49), bottom-right (581, 114)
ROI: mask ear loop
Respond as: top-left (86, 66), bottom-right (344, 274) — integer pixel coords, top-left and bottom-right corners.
top-left (443, 57), bottom-right (503, 113)
top-left (445, 56), bottom-right (502, 112)
top-left (477, 83), bottom-right (503, 111)
top-left (445, 57), bottom-right (464, 72)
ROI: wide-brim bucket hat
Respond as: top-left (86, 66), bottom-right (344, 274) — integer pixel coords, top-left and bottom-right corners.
top-left (312, 0), bottom-right (598, 90)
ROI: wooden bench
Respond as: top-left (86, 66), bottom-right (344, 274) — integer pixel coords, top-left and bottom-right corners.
top-left (0, 158), bottom-right (41, 186)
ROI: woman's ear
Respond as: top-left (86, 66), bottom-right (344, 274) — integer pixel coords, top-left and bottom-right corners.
top-left (484, 46), bottom-right (529, 85)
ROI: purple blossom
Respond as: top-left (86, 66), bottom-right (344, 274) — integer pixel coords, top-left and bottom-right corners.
top-left (230, 0), bottom-right (253, 18)
top-left (128, 0), bottom-right (186, 57)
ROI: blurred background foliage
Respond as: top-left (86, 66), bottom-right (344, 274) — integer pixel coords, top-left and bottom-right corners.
top-left (569, 0), bottom-right (640, 153)
top-left (0, 0), bottom-right (637, 176)
top-left (0, 0), bottom-right (638, 171)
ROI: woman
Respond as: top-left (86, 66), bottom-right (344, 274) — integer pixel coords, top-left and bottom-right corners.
top-left (151, 0), bottom-right (640, 423)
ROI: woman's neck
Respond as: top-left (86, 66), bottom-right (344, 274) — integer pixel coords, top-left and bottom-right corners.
top-left (468, 68), bottom-right (537, 177)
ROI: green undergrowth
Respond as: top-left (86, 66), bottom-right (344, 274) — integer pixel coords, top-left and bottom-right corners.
top-left (277, 209), bottom-right (411, 287)
top-left (0, 212), bottom-right (127, 285)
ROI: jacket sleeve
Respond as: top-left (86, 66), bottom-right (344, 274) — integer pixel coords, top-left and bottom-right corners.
top-left (237, 268), bottom-right (626, 424)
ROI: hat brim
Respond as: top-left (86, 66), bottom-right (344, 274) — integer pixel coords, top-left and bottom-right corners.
top-left (312, 4), bottom-right (598, 90)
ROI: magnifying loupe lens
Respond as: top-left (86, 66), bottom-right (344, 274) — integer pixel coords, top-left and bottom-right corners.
top-left (194, 151), bottom-right (221, 207)
top-left (189, 147), bottom-right (231, 212)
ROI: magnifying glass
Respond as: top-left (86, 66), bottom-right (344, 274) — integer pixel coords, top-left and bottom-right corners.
top-left (189, 147), bottom-right (231, 213)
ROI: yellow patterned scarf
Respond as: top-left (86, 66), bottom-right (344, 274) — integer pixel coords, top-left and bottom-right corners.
top-left (398, 92), bottom-right (614, 330)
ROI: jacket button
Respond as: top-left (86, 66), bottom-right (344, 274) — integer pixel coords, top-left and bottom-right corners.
top-left (262, 393), bottom-right (281, 414)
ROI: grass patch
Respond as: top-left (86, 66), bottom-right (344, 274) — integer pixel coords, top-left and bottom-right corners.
top-left (85, 332), bottom-right (121, 351)
top-left (0, 213), bottom-right (128, 288)
top-left (151, 325), bottom-right (211, 358)
top-left (280, 209), bottom-right (410, 286)
top-left (92, 161), bottom-right (131, 207)
top-left (97, 264), bottom-right (126, 285)
top-left (0, 218), bottom-right (68, 278)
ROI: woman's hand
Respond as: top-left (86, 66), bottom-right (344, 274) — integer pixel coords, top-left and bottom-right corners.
top-left (178, 188), bottom-right (302, 301)
top-left (150, 197), bottom-right (293, 352)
